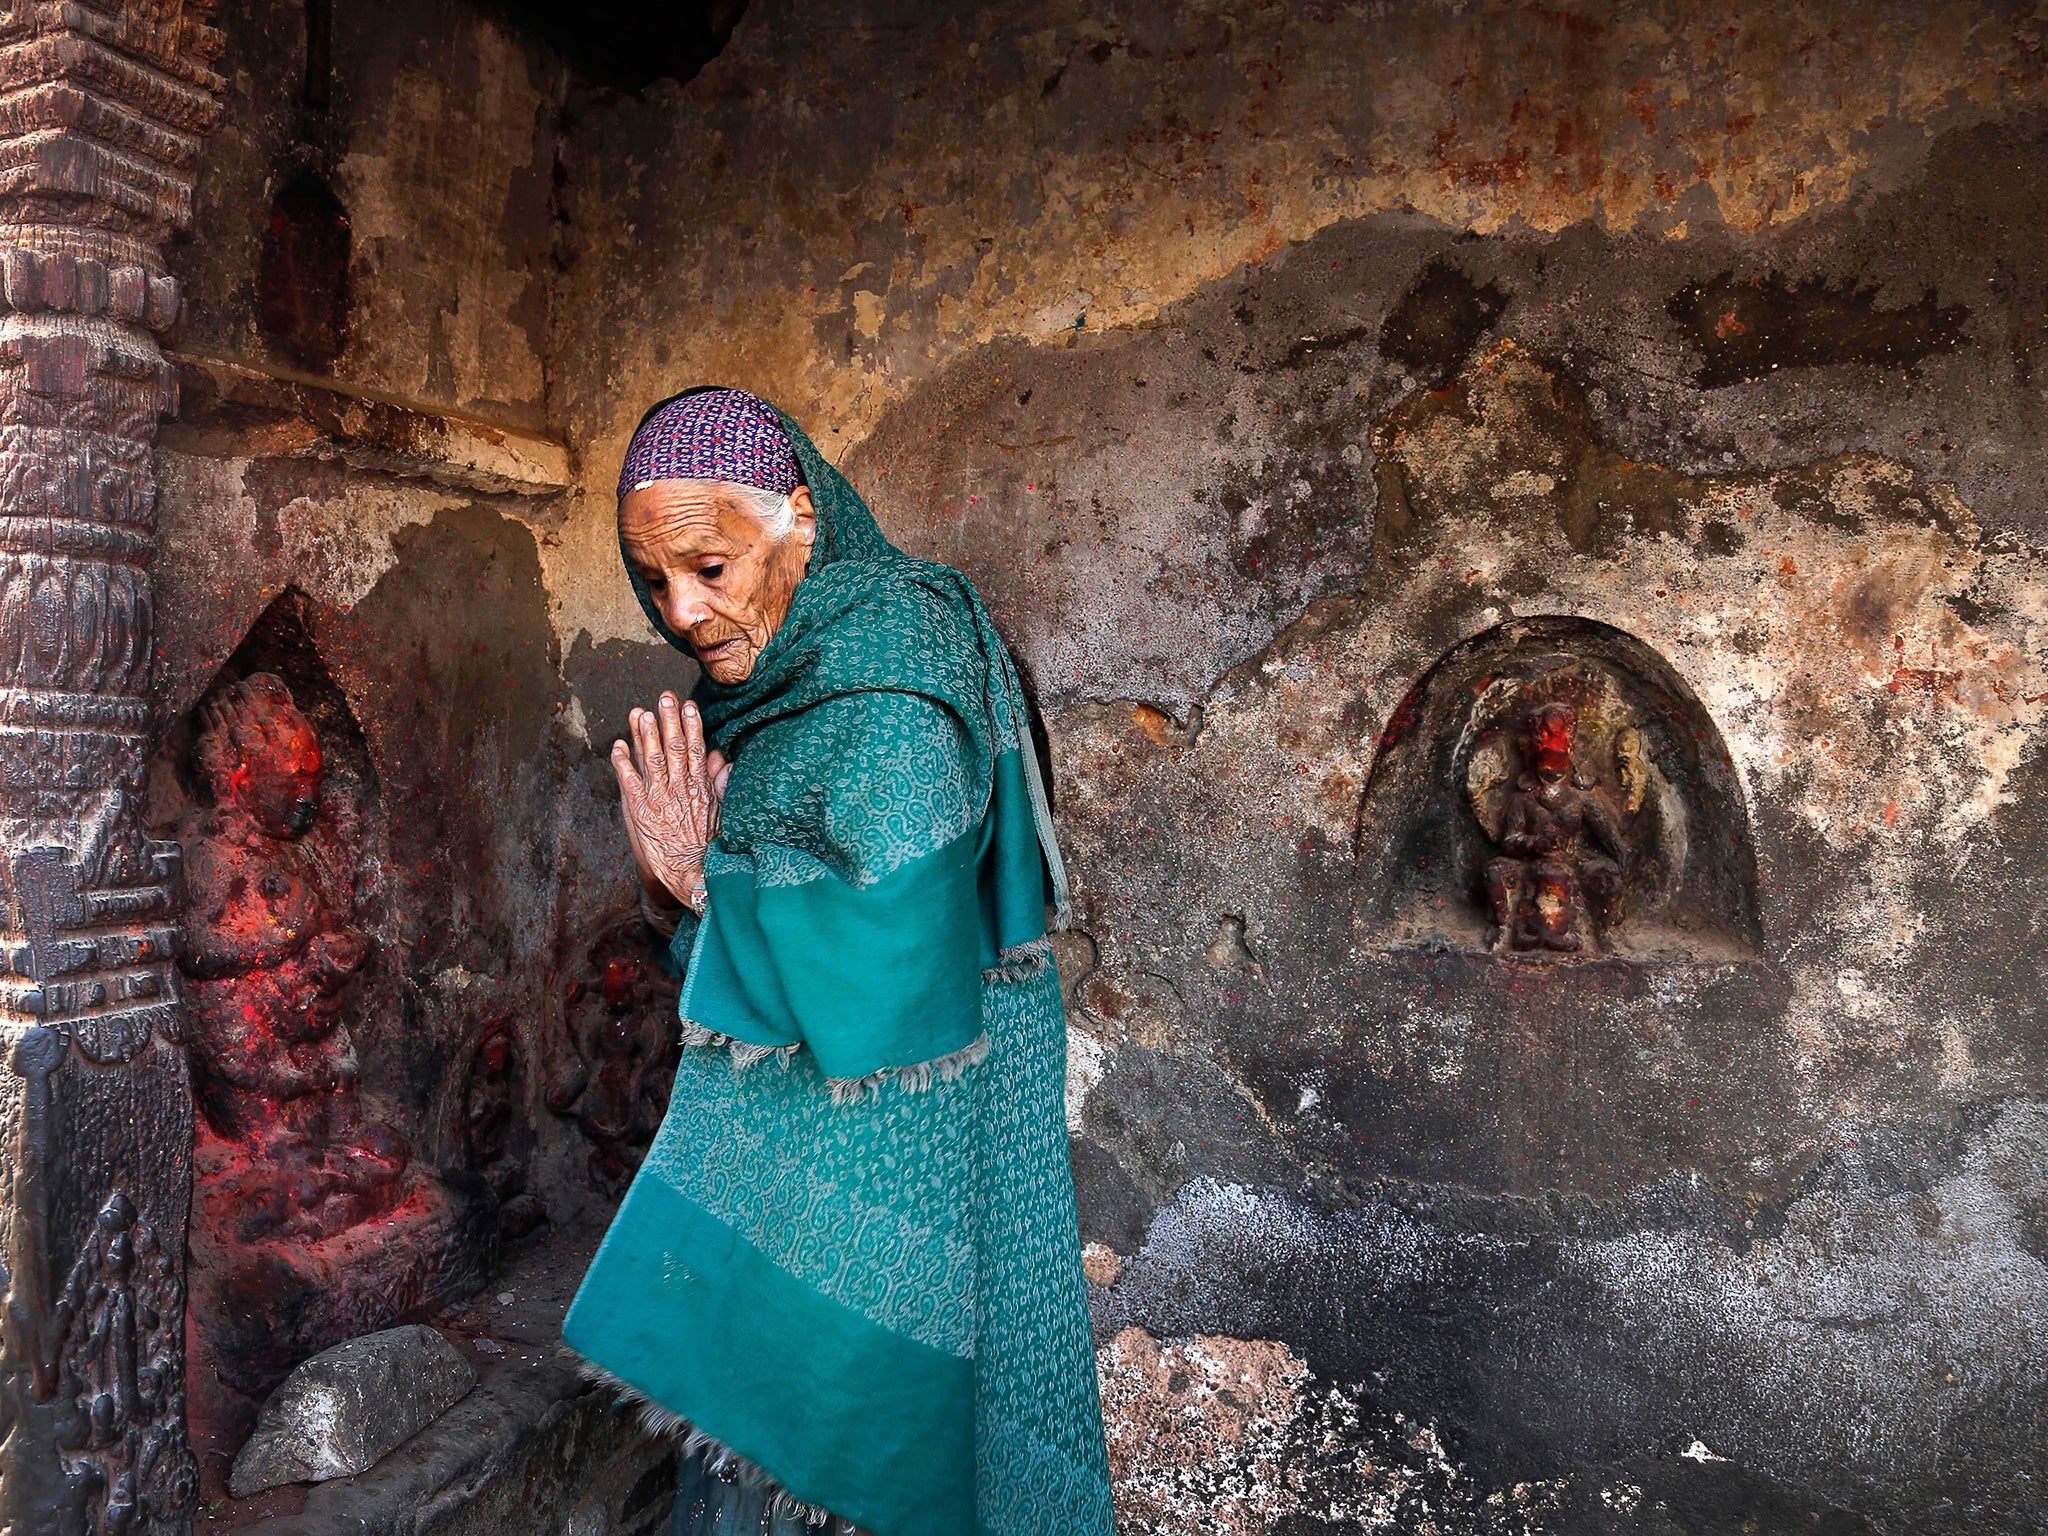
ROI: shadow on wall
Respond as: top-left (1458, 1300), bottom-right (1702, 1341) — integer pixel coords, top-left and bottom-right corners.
top-left (481, 0), bottom-right (746, 90)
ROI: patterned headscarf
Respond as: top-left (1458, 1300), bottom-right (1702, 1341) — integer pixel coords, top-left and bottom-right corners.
top-left (616, 387), bottom-right (802, 500)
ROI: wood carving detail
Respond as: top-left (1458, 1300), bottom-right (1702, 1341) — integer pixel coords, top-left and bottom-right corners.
top-left (0, 3), bottom-right (223, 1532)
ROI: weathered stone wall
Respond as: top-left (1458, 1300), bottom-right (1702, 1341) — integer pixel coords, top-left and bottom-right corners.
top-left (542, 4), bottom-right (2048, 1531)
top-left (161, 0), bottom-right (2048, 1529)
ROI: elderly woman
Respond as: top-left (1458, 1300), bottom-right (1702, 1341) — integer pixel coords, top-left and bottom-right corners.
top-left (563, 389), bottom-right (1114, 1536)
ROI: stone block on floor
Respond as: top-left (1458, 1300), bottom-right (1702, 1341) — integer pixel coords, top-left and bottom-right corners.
top-left (229, 1324), bottom-right (479, 1497)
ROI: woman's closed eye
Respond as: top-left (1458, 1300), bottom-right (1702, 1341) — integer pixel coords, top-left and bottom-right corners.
top-left (697, 562), bottom-right (725, 581)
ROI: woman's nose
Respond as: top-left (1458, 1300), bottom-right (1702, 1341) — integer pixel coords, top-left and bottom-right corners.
top-left (666, 589), bottom-right (712, 629)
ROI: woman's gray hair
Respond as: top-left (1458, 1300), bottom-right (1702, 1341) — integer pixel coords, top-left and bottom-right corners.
top-left (626, 477), bottom-right (796, 539)
top-left (726, 482), bottom-right (796, 539)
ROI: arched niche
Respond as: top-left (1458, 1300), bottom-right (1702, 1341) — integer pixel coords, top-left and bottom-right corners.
top-left (1355, 616), bottom-right (1760, 963)
top-left (151, 590), bottom-right (499, 1489)
top-left (158, 587), bottom-right (378, 817)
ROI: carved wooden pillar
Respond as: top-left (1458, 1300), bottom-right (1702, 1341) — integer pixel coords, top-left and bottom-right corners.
top-left (0, 4), bottom-right (224, 1533)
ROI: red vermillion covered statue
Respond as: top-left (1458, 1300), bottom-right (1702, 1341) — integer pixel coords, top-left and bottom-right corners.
top-left (180, 673), bottom-right (408, 1242)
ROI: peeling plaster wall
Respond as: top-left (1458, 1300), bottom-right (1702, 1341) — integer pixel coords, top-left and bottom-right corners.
top-left (544, 4), bottom-right (2048, 1531)
top-left (157, 0), bottom-right (2048, 1529)
top-left (543, 0), bottom-right (2048, 654)
top-left (1042, 346), bottom-right (2047, 1531)
top-left (179, 0), bottom-right (560, 425)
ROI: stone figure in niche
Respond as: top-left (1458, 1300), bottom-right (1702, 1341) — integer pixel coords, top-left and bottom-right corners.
top-left (547, 919), bottom-right (682, 1196)
top-left (1363, 619), bottom-right (1759, 965)
top-left (168, 619), bottom-right (498, 1494)
top-left (466, 1020), bottom-right (546, 1239)
top-left (178, 673), bottom-right (409, 1241)
top-left (465, 1020), bottom-right (520, 1197)
top-left (1476, 700), bottom-right (1629, 954)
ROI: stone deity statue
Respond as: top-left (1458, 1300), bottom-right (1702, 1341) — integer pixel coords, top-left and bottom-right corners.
top-left (179, 673), bottom-right (409, 1242)
top-left (548, 925), bottom-right (682, 1196)
top-left (173, 665), bottom-right (495, 1490)
top-left (1483, 702), bottom-right (1627, 953)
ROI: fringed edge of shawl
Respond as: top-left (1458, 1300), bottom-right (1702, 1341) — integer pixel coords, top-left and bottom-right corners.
top-left (562, 1351), bottom-right (861, 1533)
top-left (677, 1016), bottom-right (991, 1102)
top-left (825, 1031), bottom-right (991, 1105)
top-left (982, 933), bottom-right (1054, 984)
top-left (680, 1019), bottom-right (802, 1070)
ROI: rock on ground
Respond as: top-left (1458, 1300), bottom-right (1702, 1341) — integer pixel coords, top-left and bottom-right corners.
top-left (229, 1324), bottom-right (479, 1497)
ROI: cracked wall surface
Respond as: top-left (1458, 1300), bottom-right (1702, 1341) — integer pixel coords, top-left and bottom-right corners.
top-left (158, 0), bottom-right (2048, 1529)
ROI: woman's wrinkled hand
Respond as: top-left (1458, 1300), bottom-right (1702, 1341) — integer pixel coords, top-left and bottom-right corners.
top-left (612, 692), bottom-right (729, 914)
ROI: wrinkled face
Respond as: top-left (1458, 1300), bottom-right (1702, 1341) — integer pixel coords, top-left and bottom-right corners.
top-left (619, 481), bottom-right (817, 684)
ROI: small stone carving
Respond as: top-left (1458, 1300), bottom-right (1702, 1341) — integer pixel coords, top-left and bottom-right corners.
top-left (1475, 701), bottom-right (1628, 954)
top-left (547, 919), bottom-right (682, 1196)
top-left (179, 674), bottom-right (409, 1242)
top-left (227, 1325), bottom-right (477, 1497)
top-left (1362, 619), bottom-right (1760, 965)
top-left (465, 1020), bottom-right (547, 1239)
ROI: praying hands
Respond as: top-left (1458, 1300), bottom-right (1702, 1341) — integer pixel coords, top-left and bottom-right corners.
top-left (612, 691), bottom-right (728, 916)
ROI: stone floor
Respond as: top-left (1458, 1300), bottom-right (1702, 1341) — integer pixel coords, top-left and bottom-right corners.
top-left (198, 1219), bottom-right (675, 1536)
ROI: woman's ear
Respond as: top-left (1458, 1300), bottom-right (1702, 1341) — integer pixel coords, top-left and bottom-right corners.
top-left (790, 485), bottom-right (819, 557)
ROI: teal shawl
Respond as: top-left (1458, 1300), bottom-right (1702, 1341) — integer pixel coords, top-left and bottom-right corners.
top-left (563, 399), bottom-right (1114, 1536)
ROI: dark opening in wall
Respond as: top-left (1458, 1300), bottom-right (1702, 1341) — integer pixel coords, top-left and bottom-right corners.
top-left (485, 0), bottom-right (746, 91)
top-left (259, 172), bottom-right (351, 366)
top-left (303, 0), bottom-right (332, 112)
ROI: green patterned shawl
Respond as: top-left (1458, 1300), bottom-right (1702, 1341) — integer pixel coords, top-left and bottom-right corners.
top-left (563, 399), bottom-right (1114, 1536)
